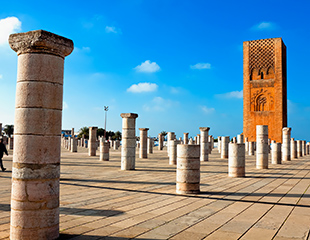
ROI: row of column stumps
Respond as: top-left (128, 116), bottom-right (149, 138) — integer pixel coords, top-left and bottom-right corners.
top-left (9, 30), bottom-right (74, 240)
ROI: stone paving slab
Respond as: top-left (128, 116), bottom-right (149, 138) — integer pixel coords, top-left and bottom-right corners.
top-left (0, 146), bottom-right (310, 240)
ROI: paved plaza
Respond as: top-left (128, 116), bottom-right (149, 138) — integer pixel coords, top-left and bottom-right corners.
top-left (1, 146), bottom-right (310, 240)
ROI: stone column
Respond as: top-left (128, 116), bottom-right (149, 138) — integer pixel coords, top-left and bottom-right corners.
top-left (158, 133), bottom-right (163, 150)
top-left (282, 127), bottom-right (291, 161)
top-left (248, 142), bottom-right (255, 155)
top-left (221, 136), bottom-right (230, 159)
top-left (208, 135), bottom-right (213, 153)
top-left (237, 134), bottom-right (244, 144)
top-left (147, 138), bottom-right (153, 154)
top-left (197, 134), bottom-right (201, 145)
top-left (183, 133), bottom-right (189, 144)
top-left (89, 127), bottom-right (97, 156)
top-left (189, 138), bottom-right (194, 145)
top-left (8, 137), bottom-right (14, 150)
top-left (218, 136), bottom-right (222, 153)
top-left (176, 144), bottom-right (200, 194)
top-left (71, 128), bottom-right (74, 138)
top-left (113, 140), bottom-right (119, 150)
top-left (0, 123), bottom-right (2, 136)
top-left (232, 137), bottom-right (237, 143)
top-left (228, 143), bottom-right (245, 177)
top-left (302, 140), bottom-right (306, 156)
top-left (271, 142), bottom-right (281, 164)
top-left (290, 138), bottom-right (297, 159)
top-left (167, 132), bottom-right (175, 155)
top-left (139, 128), bottom-right (149, 158)
top-left (245, 137), bottom-right (249, 152)
top-left (306, 143), bottom-right (310, 155)
top-left (121, 113), bottom-right (138, 170)
top-left (71, 137), bottom-right (77, 152)
top-left (99, 138), bottom-right (109, 161)
top-left (199, 127), bottom-right (210, 162)
top-left (9, 30), bottom-right (73, 240)
top-left (81, 134), bottom-right (85, 147)
top-left (256, 125), bottom-right (269, 169)
top-left (169, 140), bottom-right (178, 165)
top-left (297, 140), bottom-right (302, 157)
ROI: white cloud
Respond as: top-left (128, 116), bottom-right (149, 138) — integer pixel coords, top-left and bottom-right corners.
top-left (143, 97), bottom-right (178, 112)
top-left (127, 82), bottom-right (158, 93)
top-left (63, 101), bottom-right (68, 110)
top-left (190, 63), bottom-right (211, 70)
top-left (134, 60), bottom-right (160, 73)
top-left (251, 22), bottom-right (277, 31)
top-left (105, 26), bottom-right (121, 34)
top-left (0, 17), bottom-right (21, 45)
top-left (201, 106), bottom-right (215, 114)
top-left (216, 90), bottom-right (243, 99)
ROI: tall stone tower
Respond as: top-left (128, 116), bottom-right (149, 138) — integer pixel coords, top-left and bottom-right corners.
top-left (243, 38), bottom-right (287, 143)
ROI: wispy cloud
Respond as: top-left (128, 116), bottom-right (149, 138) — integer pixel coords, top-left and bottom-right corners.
top-left (201, 105), bottom-right (215, 114)
top-left (134, 60), bottom-right (160, 73)
top-left (143, 97), bottom-right (178, 112)
top-left (0, 17), bottom-right (21, 45)
top-left (190, 63), bottom-right (211, 70)
top-left (63, 101), bottom-right (68, 110)
top-left (215, 90), bottom-right (243, 99)
top-left (105, 26), bottom-right (121, 34)
top-left (251, 22), bottom-right (278, 31)
top-left (127, 82), bottom-right (158, 93)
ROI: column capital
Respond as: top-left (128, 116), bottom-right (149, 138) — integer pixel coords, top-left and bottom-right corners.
top-left (9, 30), bottom-right (74, 58)
top-left (199, 127), bottom-right (210, 132)
top-left (120, 113), bottom-right (138, 119)
top-left (139, 128), bottom-right (149, 131)
top-left (282, 127), bottom-right (291, 133)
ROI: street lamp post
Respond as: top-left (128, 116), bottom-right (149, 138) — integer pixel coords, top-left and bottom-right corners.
top-left (104, 106), bottom-right (109, 140)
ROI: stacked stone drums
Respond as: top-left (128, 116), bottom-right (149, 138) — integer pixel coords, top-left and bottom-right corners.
top-left (9, 30), bottom-right (73, 239)
top-left (176, 144), bottom-right (200, 194)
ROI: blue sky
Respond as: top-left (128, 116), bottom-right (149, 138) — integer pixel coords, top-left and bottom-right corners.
top-left (0, 0), bottom-right (309, 140)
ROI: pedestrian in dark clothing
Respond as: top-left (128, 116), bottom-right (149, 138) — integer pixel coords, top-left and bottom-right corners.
top-left (0, 139), bottom-right (8, 171)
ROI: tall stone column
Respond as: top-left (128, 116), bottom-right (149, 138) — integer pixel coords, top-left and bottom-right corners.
top-left (121, 113), bottom-right (138, 170)
top-left (256, 125), bottom-right (269, 169)
top-left (297, 140), bottom-right (302, 157)
top-left (232, 137), bottom-right (237, 143)
top-left (189, 138), bottom-right (194, 145)
top-left (71, 138), bottom-right (77, 152)
top-left (147, 138), bottom-right (153, 154)
top-left (291, 138), bottom-right (297, 159)
top-left (99, 138), bottom-right (109, 161)
top-left (167, 132), bottom-right (175, 155)
top-left (183, 133), bottom-right (189, 144)
top-left (139, 128), bottom-right (149, 158)
top-left (271, 142), bottom-right (281, 164)
top-left (8, 137), bottom-right (14, 150)
top-left (245, 137), bottom-right (249, 152)
top-left (282, 127), bottom-right (291, 161)
top-left (169, 140), bottom-right (177, 165)
top-left (199, 127), bottom-right (210, 162)
top-left (9, 30), bottom-right (73, 240)
top-left (228, 143), bottom-right (245, 177)
top-left (208, 135), bottom-right (213, 153)
top-left (71, 128), bottom-right (74, 137)
top-left (176, 144), bottom-right (200, 194)
top-left (221, 136), bottom-right (230, 159)
top-left (302, 140), bottom-right (306, 156)
top-left (237, 134), bottom-right (244, 144)
top-left (158, 133), bottom-right (163, 150)
top-left (248, 142), bottom-right (255, 155)
top-left (89, 127), bottom-right (98, 156)
top-left (197, 134), bottom-right (201, 145)
top-left (218, 136), bottom-right (222, 153)
top-left (0, 123), bottom-right (2, 136)
top-left (306, 143), bottom-right (310, 155)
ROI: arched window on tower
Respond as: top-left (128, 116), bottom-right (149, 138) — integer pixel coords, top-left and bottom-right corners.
top-left (255, 94), bottom-right (267, 111)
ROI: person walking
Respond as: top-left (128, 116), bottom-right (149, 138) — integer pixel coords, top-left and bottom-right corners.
top-left (0, 138), bottom-right (8, 171)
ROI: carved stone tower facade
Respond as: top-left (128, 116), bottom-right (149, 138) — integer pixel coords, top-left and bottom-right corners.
top-left (243, 38), bottom-right (287, 143)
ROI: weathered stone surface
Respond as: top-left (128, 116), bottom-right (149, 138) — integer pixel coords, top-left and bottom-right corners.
top-left (256, 125), bottom-right (269, 169)
top-left (228, 143), bottom-right (245, 177)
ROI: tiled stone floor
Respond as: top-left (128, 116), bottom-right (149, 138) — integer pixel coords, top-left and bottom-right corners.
top-left (0, 146), bottom-right (309, 239)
